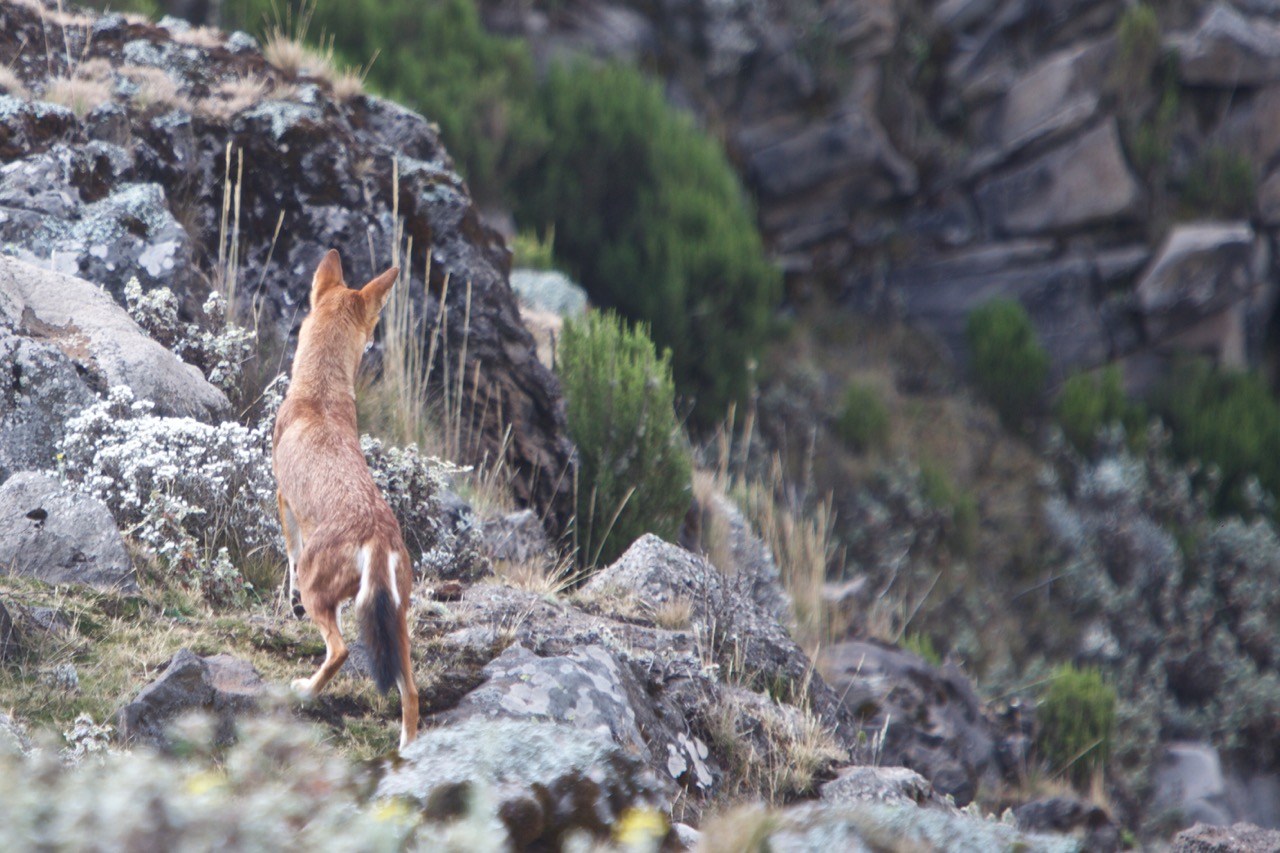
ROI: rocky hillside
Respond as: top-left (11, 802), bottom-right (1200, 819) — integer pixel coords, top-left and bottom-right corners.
top-left (483, 0), bottom-right (1278, 391)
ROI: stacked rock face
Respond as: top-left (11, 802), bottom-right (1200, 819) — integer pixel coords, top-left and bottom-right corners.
top-left (479, 0), bottom-right (1280, 389)
top-left (0, 1), bottom-right (574, 535)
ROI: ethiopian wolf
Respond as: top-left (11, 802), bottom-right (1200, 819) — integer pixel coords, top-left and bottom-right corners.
top-left (272, 249), bottom-right (418, 749)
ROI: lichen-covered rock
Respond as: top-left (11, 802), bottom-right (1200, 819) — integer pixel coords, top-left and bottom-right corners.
top-left (433, 643), bottom-right (654, 761)
top-left (115, 648), bottom-right (266, 748)
top-left (509, 268), bottom-right (588, 317)
top-left (0, 471), bottom-right (136, 592)
top-left (376, 718), bottom-right (671, 850)
top-left (0, 712), bottom-right (29, 757)
top-left (583, 535), bottom-right (851, 738)
top-left (820, 766), bottom-right (942, 809)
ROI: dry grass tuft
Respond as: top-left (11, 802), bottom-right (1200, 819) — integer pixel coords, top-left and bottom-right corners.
top-left (121, 64), bottom-right (191, 112)
top-left (171, 26), bottom-right (224, 49)
top-left (492, 553), bottom-right (579, 597)
top-left (695, 408), bottom-right (843, 657)
top-left (703, 688), bottom-right (846, 805)
top-left (694, 804), bottom-right (776, 853)
top-left (43, 73), bottom-right (111, 117)
top-left (0, 64), bottom-right (29, 98)
top-left (650, 596), bottom-right (694, 630)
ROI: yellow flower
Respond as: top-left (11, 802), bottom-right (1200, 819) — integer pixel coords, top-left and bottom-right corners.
top-left (614, 807), bottom-right (668, 851)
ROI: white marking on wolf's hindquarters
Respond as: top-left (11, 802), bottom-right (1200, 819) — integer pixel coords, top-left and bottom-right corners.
top-left (355, 544), bottom-right (373, 607)
top-left (387, 552), bottom-right (401, 608)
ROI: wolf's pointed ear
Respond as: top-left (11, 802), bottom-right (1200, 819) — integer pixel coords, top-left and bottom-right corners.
top-left (310, 249), bottom-right (345, 308)
top-left (360, 266), bottom-right (399, 323)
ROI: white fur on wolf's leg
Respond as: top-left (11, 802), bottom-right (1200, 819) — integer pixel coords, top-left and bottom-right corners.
top-left (290, 678), bottom-right (316, 700)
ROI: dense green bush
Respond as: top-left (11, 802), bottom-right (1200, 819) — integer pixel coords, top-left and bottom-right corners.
top-left (223, 0), bottom-right (547, 204)
top-left (559, 311), bottom-right (692, 568)
top-left (1153, 358), bottom-right (1280, 517)
top-left (1037, 663), bottom-right (1116, 788)
top-left (515, 60), bottom-right (781, 426)
top-left (965, 298), bottom-right (1049, 430)
top-left (835, 382), bottom-right (890, 452)
top-left (1055, 365), bottom-right (1146, 453)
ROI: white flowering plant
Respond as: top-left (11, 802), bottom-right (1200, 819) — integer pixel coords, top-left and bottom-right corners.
top-left (57, 384), bottom-right (282, 607)
top-left (123, 277), bottom-right (254, 402)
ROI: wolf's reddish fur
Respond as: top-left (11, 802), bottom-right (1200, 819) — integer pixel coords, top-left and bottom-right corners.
top-left (272, 249), bottom-right (418, 749)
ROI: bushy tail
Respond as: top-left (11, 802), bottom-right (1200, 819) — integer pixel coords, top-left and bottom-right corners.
top-left (359, 577), bottom-right (402, 696)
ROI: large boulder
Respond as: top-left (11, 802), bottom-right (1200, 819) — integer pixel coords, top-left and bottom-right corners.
top-left (582, 534), bottom-right (850, 737)
top-left (0, 471), bottom-right (136, 592)
top-left (0, 255), bottom-right (229, 481)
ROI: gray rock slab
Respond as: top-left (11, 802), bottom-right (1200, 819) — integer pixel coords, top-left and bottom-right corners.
top-left (115, 648), bottom-right (266, 747)
top-left (891, 241), bottom-right (1110, 376)
top-left (1135, 222), bottom-right (1256, 339)
top-left (376, 718), bottom-right (671, 850)
top-left (990, 42), bottom-right (1106, 159)
top-left (434, 643), bottom-right (650, 759)
top-left (0, 471), bottom-right (136, 592)
top-left (975, 120), bottom-right (1142, 237)
top-left (1179, 2), bottom-right (1280, 87)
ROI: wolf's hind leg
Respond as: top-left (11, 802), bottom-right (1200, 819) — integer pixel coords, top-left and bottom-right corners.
top-left (277, 493), bottom-right (306, 618)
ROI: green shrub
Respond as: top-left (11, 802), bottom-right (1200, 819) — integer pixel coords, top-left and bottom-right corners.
top-left (223, 0), bottom-right (548, 204)
top-left (835, 383), bottom-right (890, 452)
top-left (1183, 146), bottom-right (1256, 217)
top-left (901, 631), bottom-right (941, 667)
top-left (1037, 663), bottom-right (1116, 788)
top-left (1111, 4), bottom-right (1161, 106)
top-left (1153, 358), bottom-right (1280, 517)
top-left (559, 311), bottom-right (692, 568)
top-left (511, 228), bottom-right (557, 271)
top-left (515, 60), bottom-right (780, 426)
top-left (918, 460), bottom-right (978, 559)
top-left (1055, 365), bottom-right (1146, 453)
top-left (965, 298), bottom-right (1049, 430)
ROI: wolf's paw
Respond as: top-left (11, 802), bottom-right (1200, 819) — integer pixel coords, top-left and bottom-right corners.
top-left (290, 678), bottom-right (316, 700)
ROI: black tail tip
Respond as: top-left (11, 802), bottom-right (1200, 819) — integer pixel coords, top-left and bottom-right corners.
top-left (363, 587), bottom-right (402, 695)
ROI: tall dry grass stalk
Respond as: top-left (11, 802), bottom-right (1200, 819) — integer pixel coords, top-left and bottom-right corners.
top-left (702, 404), bottom-right (842, 656)
top-left (216, 141), bottom-right (243, 316)
top-left (357, 159), bottom-right (521, 519)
